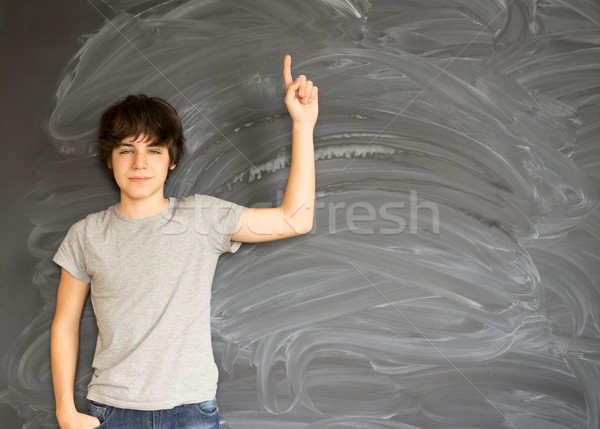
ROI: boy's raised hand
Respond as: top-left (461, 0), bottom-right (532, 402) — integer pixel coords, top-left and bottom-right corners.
top-left (283, 54), bottom-right (318, 125)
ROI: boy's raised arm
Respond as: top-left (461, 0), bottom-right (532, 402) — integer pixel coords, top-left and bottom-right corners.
top-left (231, 54), bottom-right (318, 243)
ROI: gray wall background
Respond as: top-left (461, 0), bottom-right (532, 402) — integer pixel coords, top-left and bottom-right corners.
top-left (2, 0), bottom-right (599, 428)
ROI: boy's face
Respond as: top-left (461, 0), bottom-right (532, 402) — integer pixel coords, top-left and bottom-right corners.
top-left (109, 134), bottom-right (176, 203)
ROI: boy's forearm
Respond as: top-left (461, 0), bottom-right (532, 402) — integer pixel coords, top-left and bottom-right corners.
top-left (51, 321), bottom-right (80, 419)
top-left (281, 121), bottom-right (315, 233)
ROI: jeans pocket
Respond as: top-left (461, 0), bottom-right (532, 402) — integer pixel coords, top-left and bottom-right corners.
top-left (193, 398), bottom-right (218, 416)
top-left (88, 400), bottom-right (117, 427)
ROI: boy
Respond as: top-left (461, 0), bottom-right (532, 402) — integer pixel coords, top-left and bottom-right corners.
top-left (50, 55), bottom-right (318, 429)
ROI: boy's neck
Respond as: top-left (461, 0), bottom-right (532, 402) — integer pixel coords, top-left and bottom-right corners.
top-left (117, 195), bottom-right (170, 219)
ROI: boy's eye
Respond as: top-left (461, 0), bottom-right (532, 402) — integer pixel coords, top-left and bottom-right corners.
top-left (149, 150), bottom-right (161, 154)
top-left (119, 150), bottom-right (132, 154)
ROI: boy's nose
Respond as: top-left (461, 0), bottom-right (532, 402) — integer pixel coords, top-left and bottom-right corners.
top-left (133, 153), bottom-right (147, 169)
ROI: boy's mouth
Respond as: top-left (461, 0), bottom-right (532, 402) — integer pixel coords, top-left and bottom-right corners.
top-left (130, 177), bottom-right (151, 182)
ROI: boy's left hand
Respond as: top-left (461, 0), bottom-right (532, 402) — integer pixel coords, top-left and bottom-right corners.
top-left (283, 54), bottom-right (319, 125)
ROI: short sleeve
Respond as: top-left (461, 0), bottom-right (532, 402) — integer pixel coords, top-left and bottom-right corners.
top-left (196, 194), bottom-right (246, 254)
top-left (53, 219), bottom-right (91, 283)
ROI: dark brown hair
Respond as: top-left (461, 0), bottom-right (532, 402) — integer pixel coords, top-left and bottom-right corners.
top-left (98, 94), bottom-right (185, 175)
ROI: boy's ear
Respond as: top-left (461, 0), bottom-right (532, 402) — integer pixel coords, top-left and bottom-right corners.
top-left (169, 163), bottom-right (176, 170)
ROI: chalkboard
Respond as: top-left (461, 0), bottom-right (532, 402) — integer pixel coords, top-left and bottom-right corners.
top-left (2, 0), bottom-right (599, 428)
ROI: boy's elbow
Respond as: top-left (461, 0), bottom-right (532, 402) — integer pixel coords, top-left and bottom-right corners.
top-left (51, 317), bottom-right (79, 335)
top-left (295, 212), bottom-right (314, 235)
top-left (281, 205), bottom-right (313, 236)
top-left (296, 220), bottom-right (313, 235)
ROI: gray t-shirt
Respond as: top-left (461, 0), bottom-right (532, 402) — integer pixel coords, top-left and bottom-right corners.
top-left (53, 194), bottom-right (246, 410)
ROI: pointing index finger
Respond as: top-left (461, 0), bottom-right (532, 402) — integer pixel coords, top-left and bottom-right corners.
top-left (283, 54), bottom-right (293, 88)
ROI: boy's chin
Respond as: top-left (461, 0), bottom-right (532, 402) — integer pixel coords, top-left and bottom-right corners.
top-left (120, 190), bottom-right (160, 201)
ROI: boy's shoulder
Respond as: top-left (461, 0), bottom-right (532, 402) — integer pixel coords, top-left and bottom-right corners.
top-left (68, 204), bottom-right (115, 231)
top-left (88, 204), bottom-right (115, 222)
top-left (175, 193), bottom-right (237, 209)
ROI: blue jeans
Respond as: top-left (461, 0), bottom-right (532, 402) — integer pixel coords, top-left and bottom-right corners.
top-left (88, 399), bottom-right (220, 429)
